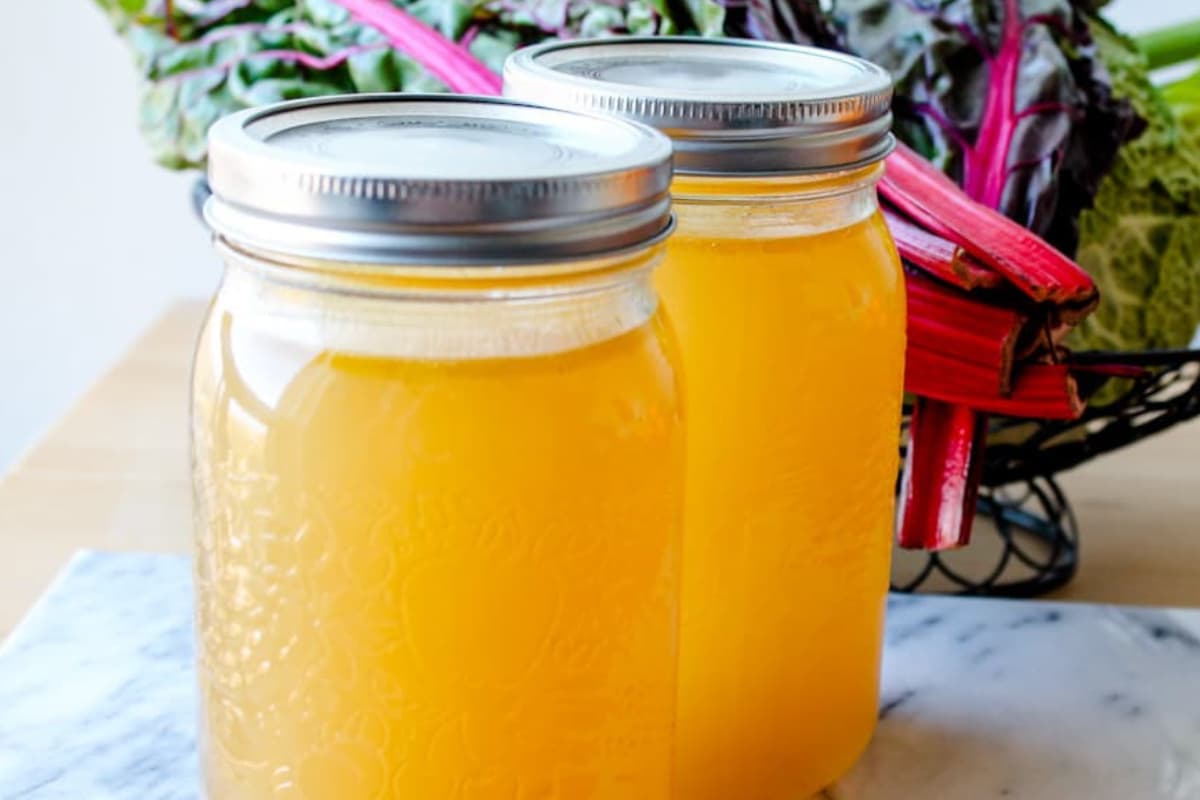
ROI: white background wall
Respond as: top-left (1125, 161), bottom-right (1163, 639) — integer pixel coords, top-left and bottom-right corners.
top-left (0, 0), bottom-right (1194, 471)
top-left (0, 1), bottom-right (215, 471)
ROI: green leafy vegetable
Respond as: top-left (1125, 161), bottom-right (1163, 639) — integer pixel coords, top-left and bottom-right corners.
top-left (94, 0), bottom-right (723, 168)
top-left (809, 0), bottom-right (1142, 257)
top-left (94, 0), bottom-right (1200, 354)
top-left (1137, 17), bottom-right (1200, 70)
top-left (1071, 17), bottom-right (1200, 351)
top-left (1162, 66), bottom-right (1200, 128)
top-left (727, 2), bottom-right (1200, 353)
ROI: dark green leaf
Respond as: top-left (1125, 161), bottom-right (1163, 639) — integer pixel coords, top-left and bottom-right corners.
top-left (228, 65), bottom-right (347, 106)
top-left (393, 51), bottom-right (447, 92)
top-left (682, 0), bottom-right (725, 36)
top-left (626, 3), bottom-right (664, 36)
top-left (300, 0), bottom-right (352, 28)
top-left (348, 48), bottom-right (403, 92)
top-left (578, 6), bottom-right (625, 36)
top-left (407, 0), bottom-right (477, 39)
top-left (467, 30), bottom-right (521, 73)
top-left (295, 24), bottom-right (337, 54)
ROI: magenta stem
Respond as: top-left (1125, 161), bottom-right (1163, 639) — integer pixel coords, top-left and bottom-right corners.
top-left (962, 0), bottom-right (1024, 209)
top-left (325, 0), bottom-right (501, 95)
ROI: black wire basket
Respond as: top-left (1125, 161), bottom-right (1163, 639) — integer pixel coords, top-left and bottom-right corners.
top-left (892, 350), bottom-right (1200, 597)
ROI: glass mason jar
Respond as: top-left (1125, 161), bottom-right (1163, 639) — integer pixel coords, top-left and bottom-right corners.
top-left (193, 95), bottom-right (684, 798)
top-left (507, 39), bottom-right (906, 798)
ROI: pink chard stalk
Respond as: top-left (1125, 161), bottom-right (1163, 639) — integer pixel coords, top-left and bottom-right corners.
top-left (158, 0), bottom-right (505, 93)
top-left (895, 0), bottom-right (1098, 551)
top-left (326, 0), bottom-right (502, 95)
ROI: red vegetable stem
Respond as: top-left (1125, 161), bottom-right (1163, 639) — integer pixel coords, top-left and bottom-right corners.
top-left (905, 347), bottom-right (1004, 401)
top-left (882, 143), bottom-right (1097, 306)
top-left (897, 400), bottom-right (986, 550)
top-left (890, 0), bottom-right (1097, 554)
top-left (988, 363), bottom-right (1086, 420)
top-left (907, 360), bottom-right (1084, 420)
top-left (884, 209), bottom-right (1004, 291)
top-left (905, 271), bottom-right (1023, 394)
top-left (1067, 363), bottom-right (1147, 379)
top-left (327, 0), bottom-right (502, 95)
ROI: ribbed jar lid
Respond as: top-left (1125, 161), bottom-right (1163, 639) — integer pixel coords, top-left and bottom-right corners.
top-left (204, 94), bottom-right (674, 265)
top-left (504, 37), bottom-right (894, 175)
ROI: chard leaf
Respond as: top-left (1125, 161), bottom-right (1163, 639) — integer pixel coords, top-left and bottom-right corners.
top-left (95, 0), bottom-right (719, 168)
top-left (627, 2), bottom-right (667, 36)
top-left (577, 6), bottom-right (626, 36)
top-left (818, 0), bottom-right (1141, 252)
top-left (298, 0), bottom-right (352, 28)
top-left (722, 0), bottom-right (839, 46)
top-left (406, 0), bottom-right (477, 38)
top-left (683, 0), bottom-right (725, 36)
top-left (347, 47), bottom-right (403, 91)
top-left (468, 30), bottom-right (521, 74)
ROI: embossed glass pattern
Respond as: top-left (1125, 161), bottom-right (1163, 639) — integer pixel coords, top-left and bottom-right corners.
top-left (662, 170), bottom-right (904, 799)
top-left (191, 249), bottom-right (684, 798)
top-left (192, 96), bottom-right (683, 799)
top-left (506, 40), bottom-right (906, 799)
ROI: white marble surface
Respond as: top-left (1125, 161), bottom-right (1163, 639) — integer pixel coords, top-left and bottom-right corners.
top-left (2, 552), bottom-right (1200, 799)
top-left (0, 553), bottom-right (197, 800)
top-left (832, 596), bottom-right (1200, 799)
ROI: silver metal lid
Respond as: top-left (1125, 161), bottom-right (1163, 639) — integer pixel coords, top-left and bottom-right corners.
top-left (205, 94), bottom-right (674, 265)
top-left (503, 37), bottom-right (895, 175)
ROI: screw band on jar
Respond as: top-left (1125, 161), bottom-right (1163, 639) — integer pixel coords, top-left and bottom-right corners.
top-left (503, 37), bottom-right (895, 175)
top-left (204, 94), bottom-right (675, 265)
